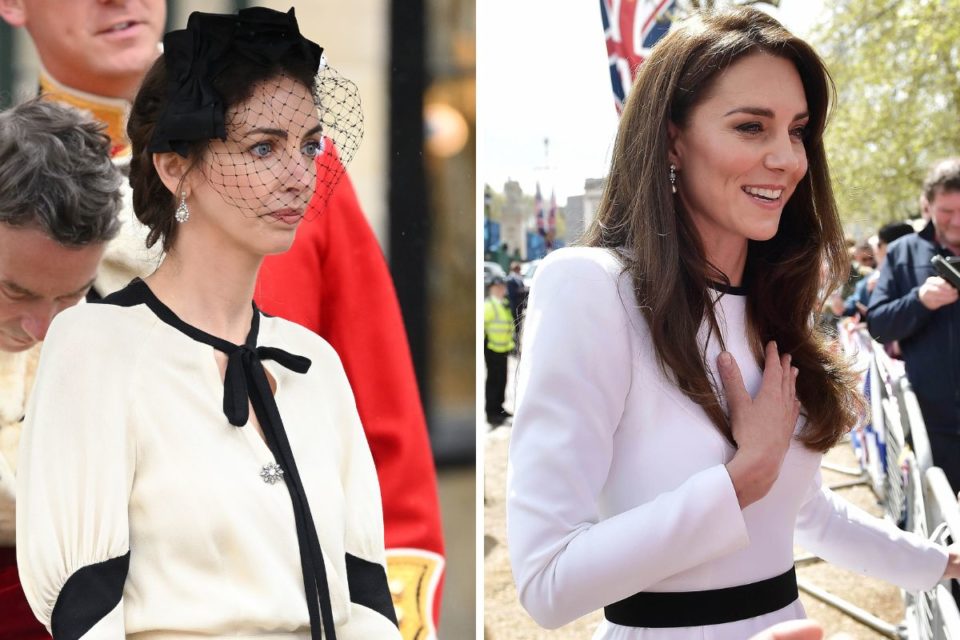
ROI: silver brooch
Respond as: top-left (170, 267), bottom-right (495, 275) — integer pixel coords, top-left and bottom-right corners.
top-left (260, 462), bottom-right (284, 485)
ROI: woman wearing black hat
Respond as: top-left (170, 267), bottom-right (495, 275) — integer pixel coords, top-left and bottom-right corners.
top-left (16, 8), bottom-right (397, 640)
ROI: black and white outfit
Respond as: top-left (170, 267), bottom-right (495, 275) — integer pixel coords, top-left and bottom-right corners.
top-left (17, 279), bottom-right (399, 639)
top-left (507, 248), bottom-right (948, 639)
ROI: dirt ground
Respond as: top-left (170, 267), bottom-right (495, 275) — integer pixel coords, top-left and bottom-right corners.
top-left (484, 417), bottom-right (906, 640)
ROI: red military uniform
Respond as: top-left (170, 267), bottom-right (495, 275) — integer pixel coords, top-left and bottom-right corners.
top-left (0, 75), bottom-right (444, 640)
top-left (0, 346), bottom-right (45, 640)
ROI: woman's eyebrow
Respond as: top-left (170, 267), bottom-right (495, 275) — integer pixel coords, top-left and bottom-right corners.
top-left (242, 124), bottom-right (324, 138)
top-left (723, 106), bottom-right (809, 121)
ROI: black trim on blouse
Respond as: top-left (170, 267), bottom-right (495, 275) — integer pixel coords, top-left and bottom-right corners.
top-left (51, 552), bottom-right (130, 640)
top-left (97, 279), bottom-right (344, 640)
top-left (707, 280), bottom-right (748, 296)
top-left (345, 553), bottom-right (399, 625)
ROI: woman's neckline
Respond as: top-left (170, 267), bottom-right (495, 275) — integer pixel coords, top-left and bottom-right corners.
top-left (129, 277), bottom-right (261, 353)
top-left (708, 280), bottom-right (748, 296)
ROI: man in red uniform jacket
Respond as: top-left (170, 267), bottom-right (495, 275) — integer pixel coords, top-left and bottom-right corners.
top-left (0, 2), bottom-right (445, 638)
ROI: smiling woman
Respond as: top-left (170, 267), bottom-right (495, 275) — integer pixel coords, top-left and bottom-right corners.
top-left (668, 53), bottom-right (810, 278)
top-left (15, 7), bottom-right (398, 640)
top-left (506, 7), bottom-right (960, 639)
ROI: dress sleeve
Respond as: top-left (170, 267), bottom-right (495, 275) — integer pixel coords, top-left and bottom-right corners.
top-left (795, 468), bottom-right (947, 591)
top-left (16, 308), bottom-right (135, 638)
top-left (506, 251), bottom-right (749, 629)
top-left (319, 346), bottom-right (402, 640)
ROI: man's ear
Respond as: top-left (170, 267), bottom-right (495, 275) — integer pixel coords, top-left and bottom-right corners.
top-left (152, 152), bottom-right (194, 199)
top-left (0, 0), bottom-right (27, 29)
top-left (666, 120), bottom-right (682, 169)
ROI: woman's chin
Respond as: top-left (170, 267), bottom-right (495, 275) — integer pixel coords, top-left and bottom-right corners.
top-left (749, 220), bottom-right (783, 242)
top-left (263, 239), bottom-right (297, 256)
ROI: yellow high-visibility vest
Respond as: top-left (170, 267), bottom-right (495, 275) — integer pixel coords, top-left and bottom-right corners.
top-left (484, 297), bottom-right (515, 353)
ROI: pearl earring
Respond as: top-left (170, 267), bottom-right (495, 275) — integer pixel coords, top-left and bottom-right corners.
top-left (669, 164), bottom-right (677, 194)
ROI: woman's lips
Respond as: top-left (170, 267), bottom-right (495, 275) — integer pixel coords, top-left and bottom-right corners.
top-left (268, 209), bottom-right (304, 225)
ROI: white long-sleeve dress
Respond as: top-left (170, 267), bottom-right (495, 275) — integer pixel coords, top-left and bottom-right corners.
top-left (507, 247), bottom-right (947, 639)
top-left (16, 279), bottom-right (400, 639)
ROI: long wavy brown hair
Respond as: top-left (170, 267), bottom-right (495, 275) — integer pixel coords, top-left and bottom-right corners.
top-left (583, 7), bottom-right (862, 452)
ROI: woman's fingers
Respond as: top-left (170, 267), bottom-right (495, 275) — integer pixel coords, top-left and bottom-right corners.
top-left (759, 341), bottom-right (784, 397)
top-left (749, 620), bottom-right (823, 640)
top-left (717, 350), bottom-right (749, 414)
top-left (780, 353), bottom-right (794, 402)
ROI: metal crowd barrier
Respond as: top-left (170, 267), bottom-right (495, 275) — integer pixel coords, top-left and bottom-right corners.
top-left (801, 330), bottom-right (960, 639)
top-left (909, 467), bottom-right (960, 640)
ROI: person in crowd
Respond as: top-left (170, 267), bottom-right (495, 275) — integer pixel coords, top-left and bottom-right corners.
top-left (484, 275), bottom-right (514, 427)
top-left (0, 2), bottom-right (445, 633)
top-left (507, 8), bottom-right (960, 639)
top-left (0, 98), bottom-right (121, 640)
top-left (505, 261), bottom-right (526, 343)
top-left (818, 290), bottom-right (846, 340)
top-left (497, 243), bottom-right (512, 272)
top-left (868, 158), bottom-right (960, 489)
top-left (16, 9), bottom-right (400, 638)
top-left (852, 241), bottom-right (876, 271)
top-left (837, 240), bottom-right (875, 308)
top-left (842, 222), bottom-right (915, 319)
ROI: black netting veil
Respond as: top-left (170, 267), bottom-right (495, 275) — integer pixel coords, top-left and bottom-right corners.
top-left (149, 7), bottom-right (363, 223)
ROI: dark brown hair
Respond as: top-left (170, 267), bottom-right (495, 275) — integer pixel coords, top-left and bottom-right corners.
top-left (127, 54), bottom-right (317, 252)
top-left (583, 7), bottom-right (862, 452)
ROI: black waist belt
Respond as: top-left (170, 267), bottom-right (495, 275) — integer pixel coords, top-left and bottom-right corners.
top-left (604, 566), bottom-right (798, 628)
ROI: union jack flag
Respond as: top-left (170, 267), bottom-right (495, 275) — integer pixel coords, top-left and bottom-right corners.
top-left (601, 0), bottom-right (677, 113)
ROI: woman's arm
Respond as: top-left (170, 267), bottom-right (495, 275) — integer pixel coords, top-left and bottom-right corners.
top-left (506, 250), bottom-right (752, 629)
top-left (16, 307), bottom-right (134, 638)
top-left (795, 469), bottom-right (947, 591)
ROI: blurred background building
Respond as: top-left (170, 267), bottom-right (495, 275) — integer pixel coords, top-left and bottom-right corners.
top-left (483, 177), bottom-right (611, 266)
top-left (0, 1), bottom-right (475, 636)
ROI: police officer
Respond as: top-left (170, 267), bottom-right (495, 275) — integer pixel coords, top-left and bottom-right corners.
top-left (484, 276), bottom-right (515, 426)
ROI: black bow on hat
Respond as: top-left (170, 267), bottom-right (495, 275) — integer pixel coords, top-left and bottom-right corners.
top-left (148, 7), bottom-right (324, 157)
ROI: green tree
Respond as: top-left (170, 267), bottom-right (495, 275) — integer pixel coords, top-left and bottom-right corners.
top-left (812, 0), bottom-right (960, 228)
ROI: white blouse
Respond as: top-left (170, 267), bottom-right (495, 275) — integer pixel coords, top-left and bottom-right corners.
top-left (507, 247), bottom-right (947, 639)
top-left (17, 279), bottom-right (400, 639)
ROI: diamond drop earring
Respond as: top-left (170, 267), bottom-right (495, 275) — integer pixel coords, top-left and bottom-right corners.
top-left (669, 164), bottom-right (678, 194)
top-left (175, 191), bottom-right (190, 223)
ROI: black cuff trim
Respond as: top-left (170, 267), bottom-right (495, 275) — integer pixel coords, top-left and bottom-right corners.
top-left (52, 551), bottom-right (130, 640)
top-left (346, 553), bottom-right (398, 627)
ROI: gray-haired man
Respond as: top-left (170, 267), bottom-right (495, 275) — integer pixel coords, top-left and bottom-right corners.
top-left (0, 97), bottom-right (121, 638)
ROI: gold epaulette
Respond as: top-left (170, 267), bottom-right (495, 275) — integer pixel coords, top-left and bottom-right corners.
top-left (38, 70), bottom-right (131, 160)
